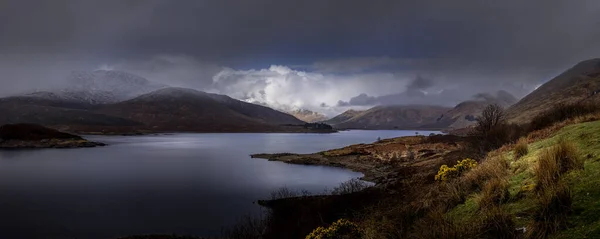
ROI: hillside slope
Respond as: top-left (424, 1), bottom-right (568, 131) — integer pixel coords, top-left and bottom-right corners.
top-left (334, 105), bottom-right (451, 130)
top-left (288, 109), bottom-right (327, 123)
top-left (98, 87), bottom-right (305, 132)
top-left (506, 58), bottom-right (600, 123)
top-left (443, 119), bottom-right (600, 238)
top-left (206, 93), bottom-right (305, 125)
top-left (0, 97), bottom-right (141, 127)
top-left (322, 109), bottom-right (363, 125)
top-left (0, 87), bottom-right (307, 133)
top-left (251, 115), bottom-right (600, 238)
top-left (438, 90), bottom-right (518, 129)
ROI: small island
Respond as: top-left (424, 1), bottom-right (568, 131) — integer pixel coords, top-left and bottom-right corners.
top-left (0, 123), bottom-right (105, 149)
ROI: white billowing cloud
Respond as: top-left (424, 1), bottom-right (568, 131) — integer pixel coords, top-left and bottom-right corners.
top-left (107, 55), bottom-right (412, 116)
top-left (210, 65), bottom-right (407, 116)
top-left (103, 55), bottom-right (543, 117)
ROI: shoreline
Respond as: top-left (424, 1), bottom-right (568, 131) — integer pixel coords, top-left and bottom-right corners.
top-left (70, 128), bottom-right (339, 136)
top-left (0, 138), bottom-right (106, 149)
top-left (251, 134), bottom-right (468, 186)
top-left (77, 129), bottom-right (338, 136)
top-left (251, 152), bottom-right (380, 183)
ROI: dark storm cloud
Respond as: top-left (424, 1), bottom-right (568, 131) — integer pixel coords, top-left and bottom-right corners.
top-left (337, 76), bottom-right (436, 106)
top-left (337, 89), bottom-right (520, 108)
top-left (1, 0), bottom-right (600, 110)
top-left (2, 0), bottom-right (599, 66)
top-left (337, 93), bottom-right (378, 107)
top-left (406, 76), bottom-right (433, 92)
top-left (336, 75), bottom-right (522, 107)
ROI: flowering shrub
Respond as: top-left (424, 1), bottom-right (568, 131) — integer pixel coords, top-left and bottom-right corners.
top-left (305, 219), bottom-right (361, 239)
top-left (435, 158), bottom-right (478, 181)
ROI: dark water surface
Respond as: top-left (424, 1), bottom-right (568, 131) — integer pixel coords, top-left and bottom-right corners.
top-left (0, 130), bottom-right (440, 239)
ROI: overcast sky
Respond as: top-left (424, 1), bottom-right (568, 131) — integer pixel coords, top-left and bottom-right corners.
top-left (1, 0), bottom-right (600, 115)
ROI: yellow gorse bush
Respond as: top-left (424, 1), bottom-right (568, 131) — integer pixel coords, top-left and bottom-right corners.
top-left (305, 218), bottom-right (361, 239)
top-left (435, 158), bottom-right (478, 181)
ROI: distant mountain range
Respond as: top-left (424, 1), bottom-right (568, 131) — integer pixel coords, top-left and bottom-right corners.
top-left (331, 105), bottom-right (452, 130)
top-left (0, 69), bottom-right (520, 132)
top-left (3, 58), bottom-right (597, 133)
top-left (0, 70), bottom-right (311, 134)
top-left (321, 57), bottom-right (599, 131)
top-left (323, 91), bottom-right (518, 130)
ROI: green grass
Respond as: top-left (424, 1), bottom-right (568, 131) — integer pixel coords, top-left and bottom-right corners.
top-left (443, 120), bottom-right (600, 238)
top-left (445, 195), bottom-right (479, 224)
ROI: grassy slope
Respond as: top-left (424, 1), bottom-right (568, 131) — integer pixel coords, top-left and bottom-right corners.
top-left (445, 120), bottom-right (600, 238)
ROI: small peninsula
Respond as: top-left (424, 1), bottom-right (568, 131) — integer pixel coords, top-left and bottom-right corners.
top-left (252, 134), bottom-right (469, 186)
top-left (0, 123), bottom-right (105, 149)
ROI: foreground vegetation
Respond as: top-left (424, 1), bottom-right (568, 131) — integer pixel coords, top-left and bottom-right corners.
top-left (221, 102), bottom-right (600, 239)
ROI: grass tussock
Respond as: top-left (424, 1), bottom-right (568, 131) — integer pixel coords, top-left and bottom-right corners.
top-left (534, 138), bottom-right (582, 191)
top-left (514, 138), bottom-right (529, 159)
top-left (360, 210), bottom-right (408, 239)
top-left (527, 138), bottom-right (583, 238)
top-left (411, 209), bottom-right (464, 239)
top-left (477, 206), bottom-right (517, 239)
top-left (460, 155), bottom-right (510, 192)
top-left (552, 138), bottom-right (584, 173)
top-left (222, 214), bottom-right (271, 239)
top-left (527, 184), bottom-right (573, 239)
top-left (478, 177), bottom-right (510, 210)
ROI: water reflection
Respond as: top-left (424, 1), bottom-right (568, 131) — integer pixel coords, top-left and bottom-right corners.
top-left (0, 130), bottom-right (439, 239)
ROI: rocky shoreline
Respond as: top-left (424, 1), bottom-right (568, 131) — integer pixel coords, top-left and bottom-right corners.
top-left (0, 123), bottom-right (106, 149)
top-left (0, 138), bottom-right (106, 149)
top-left (251, 152), bottom-right (390, 184)
top-left (251, 134), bottom-right (469, 186)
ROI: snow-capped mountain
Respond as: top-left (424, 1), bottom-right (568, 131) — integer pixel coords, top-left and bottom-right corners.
top-left (26, 70), bottom-right (168, 104)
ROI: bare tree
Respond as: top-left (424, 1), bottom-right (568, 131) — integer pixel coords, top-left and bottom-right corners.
top-left (470, 104), bottom-right (521, 152)
top-left (475, 104), bottom-right (506, 136)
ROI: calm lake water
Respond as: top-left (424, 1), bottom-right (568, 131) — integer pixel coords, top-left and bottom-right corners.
top-left (0, 130), bottom-right (440, 239)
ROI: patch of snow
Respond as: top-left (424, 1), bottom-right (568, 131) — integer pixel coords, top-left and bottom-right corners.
top-left (26, 70), bottom-right (169, 104)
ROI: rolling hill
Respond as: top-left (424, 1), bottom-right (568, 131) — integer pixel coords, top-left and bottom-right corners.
top-left (333, 105), bottom-right (451, 130)
top-left (437, 90), bottom-right (518, 129)
top-left (98, 87), bottom-right (304, 132)
top-left (506, 58), bottom-right (600, 123)
top-left (322, 109), bottom-right (363, 125)
top-left (0, 96), bottom-right (141, 128)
